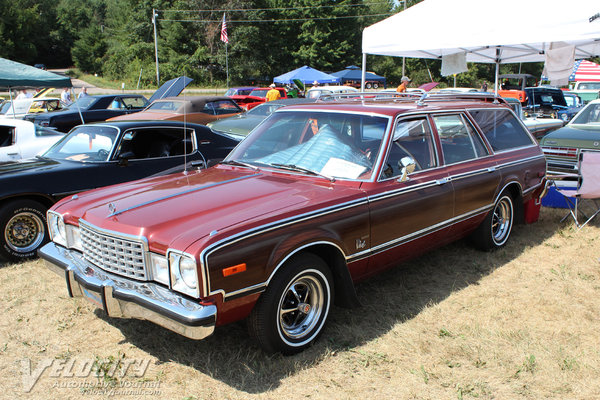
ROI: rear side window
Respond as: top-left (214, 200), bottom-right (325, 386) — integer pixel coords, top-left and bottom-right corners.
top-left (469, 109), bottom-right (535, 151)
top-left (433, 114), bottom-right (488, 164)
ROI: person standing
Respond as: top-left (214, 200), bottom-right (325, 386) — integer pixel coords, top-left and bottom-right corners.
top-left (61, 88), bottom-right (72, 106)
top-left (266, 83), bottom-right (281, 102)
top-left (480, 81), bottom-right (488, 92)
top-left (396, 76), bottom-right (411, 93)
top-left (78, 87), bottom-right (89, 99)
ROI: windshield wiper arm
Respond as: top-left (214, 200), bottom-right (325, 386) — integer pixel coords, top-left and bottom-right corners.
top-left (269, 163), bottom-right (335, 182)
top-left (219, 160), bottom-right (260, 172)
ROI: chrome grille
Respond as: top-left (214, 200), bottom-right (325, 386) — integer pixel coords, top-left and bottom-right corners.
top-left (80, 222), bottom-right (147, 280)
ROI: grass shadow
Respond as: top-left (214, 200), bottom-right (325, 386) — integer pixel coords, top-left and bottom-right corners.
top-left (96, 209), bottom-right (563, 394)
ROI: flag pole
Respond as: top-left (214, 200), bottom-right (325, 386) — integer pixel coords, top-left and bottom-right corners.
top-left (221, 13), bottom-right (230, 89)
top-left (225, 43), bottom-right (229, 89)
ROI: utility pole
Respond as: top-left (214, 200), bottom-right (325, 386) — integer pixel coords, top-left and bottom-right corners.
top-left (402, 0), bottom-right (407, 76)
top-left (152, 9), bottom-right (160, 86)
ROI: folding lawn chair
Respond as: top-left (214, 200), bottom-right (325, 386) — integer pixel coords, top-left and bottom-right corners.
top-left (553, 151), bottom-right (600, 229)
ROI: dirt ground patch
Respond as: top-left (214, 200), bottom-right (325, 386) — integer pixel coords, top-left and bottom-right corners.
top-left (1, 207), bottom-right (599, 399)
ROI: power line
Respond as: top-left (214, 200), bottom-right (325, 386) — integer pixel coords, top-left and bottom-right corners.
top-left (158, 13), bottom-right (393, 23)
top-left (157, 2), bottom-right (391, 13)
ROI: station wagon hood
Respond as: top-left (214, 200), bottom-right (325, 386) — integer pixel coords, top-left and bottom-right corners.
top-left (56, 167), bottom-right (361, 253)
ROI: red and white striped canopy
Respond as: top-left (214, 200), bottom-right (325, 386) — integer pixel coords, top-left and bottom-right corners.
top-left (569, 60), bottom-right (600, 82)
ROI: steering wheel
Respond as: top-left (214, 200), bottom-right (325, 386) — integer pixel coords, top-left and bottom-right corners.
top-left (96, 149), bottom-right (109, 160)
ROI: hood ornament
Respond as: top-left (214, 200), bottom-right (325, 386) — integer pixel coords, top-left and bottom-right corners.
top-left (108, 202), bottom-right (117, 215)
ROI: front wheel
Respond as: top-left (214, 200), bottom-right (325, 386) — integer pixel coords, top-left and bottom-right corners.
top-left (471, 191), bottom-right (514, 251)
top-left (0, 200), bottom-right (48, 262)
top-left (248, 253), bottom-right (333, 354)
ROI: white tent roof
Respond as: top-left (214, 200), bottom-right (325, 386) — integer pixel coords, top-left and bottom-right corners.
top-left (362, 0), bottom-right (600, 63)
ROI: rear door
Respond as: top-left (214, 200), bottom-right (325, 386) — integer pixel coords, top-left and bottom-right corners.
top-left (431, 112), bottom-right (501, 231)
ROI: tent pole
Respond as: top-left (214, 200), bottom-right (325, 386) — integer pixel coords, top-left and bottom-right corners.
top-left (361, 53), bottom-right (367, 91)
top-left (9, 88), bottom-right (16, 119)
top-left (494, 48), bottom-right (500, 95)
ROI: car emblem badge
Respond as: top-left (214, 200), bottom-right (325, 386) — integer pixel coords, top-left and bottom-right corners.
top-left (594, 141), bottom-right (599, 147)
top-left (299, 303), bottom-right (311, 314)
top-left (108, 202), bottom-right (117, 214)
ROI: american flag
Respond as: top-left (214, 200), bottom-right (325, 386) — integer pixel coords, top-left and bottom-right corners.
top-left (569, 60), bottom-right (600, 82)
top-left (220, 13), bottom-right (229, 44)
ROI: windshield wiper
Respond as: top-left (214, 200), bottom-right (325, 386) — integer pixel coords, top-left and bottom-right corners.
top-left (220, 160), bottom-right (260, 172)
top-left (269, 163), bottom-right (335, 182)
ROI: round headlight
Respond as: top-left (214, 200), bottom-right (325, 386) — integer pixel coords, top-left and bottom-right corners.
top-left (179, 257), bottom-right (197, 289)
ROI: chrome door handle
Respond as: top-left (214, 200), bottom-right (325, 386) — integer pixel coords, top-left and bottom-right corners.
top-left (487, 167), bottom-right (496, 172)
top-left (436, 178), bottom-right (449, 185)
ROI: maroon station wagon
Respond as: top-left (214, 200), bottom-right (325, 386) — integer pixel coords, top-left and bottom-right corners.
top-left (40, 94), bottom-right (547, 354)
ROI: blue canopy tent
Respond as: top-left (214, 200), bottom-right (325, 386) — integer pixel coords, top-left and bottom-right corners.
top-left (274, 66), bottom-right (340, 85)
top-left (332, 65), bottom-right (386, 89)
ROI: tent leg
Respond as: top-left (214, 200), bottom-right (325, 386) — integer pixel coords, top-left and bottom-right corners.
top-left (494, 48), bottom-right (500, 95)
top-left (361, 53), bottom-right (367, 92)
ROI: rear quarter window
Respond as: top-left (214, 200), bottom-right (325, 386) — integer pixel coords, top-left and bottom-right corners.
top-left (469, 109), bottom-right (535, 151)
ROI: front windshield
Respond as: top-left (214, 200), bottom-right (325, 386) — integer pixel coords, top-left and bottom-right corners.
top-left (246, 102), bottom-right (283, 116)
top-left (226, 110), bottom-right (389, 180)
top-left (43, 125), bottom-right (118, 161)
top-left (65, 96), bottom-right (96, 110)
top-left (571, 103), bottom-right (600, 125)
top-left (249, 89), bottom-right (269, 97)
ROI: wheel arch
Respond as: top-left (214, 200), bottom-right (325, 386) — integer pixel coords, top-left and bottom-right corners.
top-left (0, 193), bottom-right (55, 211)
top-left (498, 181), bottom-right (524, 224)
top-left (267, 241), bottom-right (361, 309)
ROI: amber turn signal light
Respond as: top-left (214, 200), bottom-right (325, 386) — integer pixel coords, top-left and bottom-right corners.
top-left (222, 263), bottom-right (246, 277)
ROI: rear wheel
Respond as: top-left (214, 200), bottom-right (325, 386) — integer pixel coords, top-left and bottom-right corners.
top-left (248, 253), bottom-right (333, 354)
top-left (0, 200), bottom-right (48, 262)
top-left (471, 191), bottom-right (514, 251)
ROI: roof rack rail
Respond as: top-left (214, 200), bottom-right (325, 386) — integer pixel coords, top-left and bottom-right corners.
top-left (317, 91), bottom-right (506, 105)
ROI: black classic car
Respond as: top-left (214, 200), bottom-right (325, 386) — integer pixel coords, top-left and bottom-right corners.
top-left (0, 120), bottom-right (239, 262)
top-left (24, 77), bottom-right (192, 132)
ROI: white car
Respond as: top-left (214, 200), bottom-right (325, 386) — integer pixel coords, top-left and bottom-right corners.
top-left (0, 97), bottom-right (62, 119)
top-left (306, 85), bottom-right (359, 99)
top-left (0, 119), bottom-right (64, 161)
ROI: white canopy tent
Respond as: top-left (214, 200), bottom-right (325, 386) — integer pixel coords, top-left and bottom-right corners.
top-left (361, 0), bottom-right (600, 91)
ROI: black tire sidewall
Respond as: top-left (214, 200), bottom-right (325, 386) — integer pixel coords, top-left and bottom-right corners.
top-left (0, 200), bottom-right (48, 261)
top-left (471, 191), bottom-right (514, 251)
top-left (249, 253), bottom-right (333, 354)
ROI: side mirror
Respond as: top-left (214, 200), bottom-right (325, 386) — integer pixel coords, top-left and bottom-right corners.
top-left (397, 156), bottom-right (416, 182)
top-left (118, 151), bottom-right (135, 166)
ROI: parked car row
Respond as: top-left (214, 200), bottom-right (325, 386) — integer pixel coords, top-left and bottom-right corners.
top-left (33, 93), bottom-right (547, 354)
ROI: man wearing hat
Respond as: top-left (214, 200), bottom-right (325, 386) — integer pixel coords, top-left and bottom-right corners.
top-left (266, 83), bottom-right (281, 101)
top-left (396, 76), bottom-right (411, 93)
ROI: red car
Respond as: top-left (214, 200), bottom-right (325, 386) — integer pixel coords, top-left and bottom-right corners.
top-left (230, 87), bottom-right (287, 110)
top-left (40, 94), bottom-right (546, 354)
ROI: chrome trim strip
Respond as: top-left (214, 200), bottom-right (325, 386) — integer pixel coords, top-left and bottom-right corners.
top-left (368, 179), bottom-right (441, 202)
top-left (217, 241), bottom-right (347, 300)
top-left (109, 173), bottom-right (261, 217)
top-left (495, 154), bottom-right (546, 169)
top-left (39, 242), bottom-right (216, 340)
top-left (369, 204), bottom-right (492, 255)
top-left (200, 198), bottom-right (369, 296)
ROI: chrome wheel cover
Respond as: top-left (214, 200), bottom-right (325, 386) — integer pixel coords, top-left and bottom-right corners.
top-left (4, 212), bottom-right (45, 253)
top-left (278, 271), bottom-right (326, 343)
top-left (491, 196), bottom-right (512, 245)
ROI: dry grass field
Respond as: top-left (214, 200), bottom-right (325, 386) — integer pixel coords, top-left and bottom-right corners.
top-left (1, 206), bottom-right (599, 399)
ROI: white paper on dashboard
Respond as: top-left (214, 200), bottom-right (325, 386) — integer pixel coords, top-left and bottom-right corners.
top-left (321, 157), bottom-right (366, 179)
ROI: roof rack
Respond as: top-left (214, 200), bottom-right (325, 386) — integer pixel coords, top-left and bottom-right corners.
top-left (317, 91), bottom-right (506, 106)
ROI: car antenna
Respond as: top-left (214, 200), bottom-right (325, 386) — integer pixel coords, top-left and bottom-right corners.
top-left (183, 85), bottom-right (188, 174)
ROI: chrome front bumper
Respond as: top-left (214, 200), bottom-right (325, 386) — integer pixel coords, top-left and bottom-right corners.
top-left (38, 242), bottom-right (216, 340)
